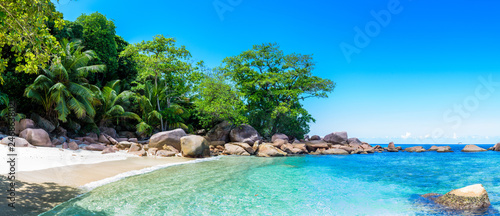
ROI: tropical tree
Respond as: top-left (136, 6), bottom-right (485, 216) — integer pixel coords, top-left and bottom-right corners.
top-left (75, 12), bottom-right (119, 85)
top-left (134, 80), bottom-right (189, 136)
top-left (93, 80), bottom-right (140, 127)
top-left (194, 68), bottom-right (247, 129)
top-left (24, 39), bottom-right (105, 123)
top-left (120, 34), bottom-right (198, 132)
top-left (222, 42), bottom-right (335, 139)
top-left (0, 0), bottom-right (64, 83)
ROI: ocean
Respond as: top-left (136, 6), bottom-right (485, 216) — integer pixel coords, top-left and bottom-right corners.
top-left (42, 144), bottom-right (500, 215)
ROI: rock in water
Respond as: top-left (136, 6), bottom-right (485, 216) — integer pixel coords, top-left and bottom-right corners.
top-left (404, 146), bottom-right (426, 153)
top-left (256, 143), bottom-right (287, 157)
top-left (436, 184), bottom-right (490, 210)
top-left (462, 145), bottom-right (487, 152)
top-left (180, 135), bottom-right (209, 158)
top-left (323, 131), bottom-right (348, 144)
top-left (149, 128), bottom-right (187, 151)
top-left (494, 142), bottom-right (500, 151)
top-left (229, 124), bottom-right (260, 145)
top-left (19, 128), bottom-right (52, 147)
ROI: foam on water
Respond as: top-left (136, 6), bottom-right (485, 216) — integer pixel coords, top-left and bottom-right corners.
top-left (80, 156), bottom-right (222, 191)
top-left (43, 145), bottom-right (500, 215)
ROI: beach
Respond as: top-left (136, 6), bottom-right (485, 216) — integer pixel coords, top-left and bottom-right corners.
top-left (0, 145), bottom-right (195, 215)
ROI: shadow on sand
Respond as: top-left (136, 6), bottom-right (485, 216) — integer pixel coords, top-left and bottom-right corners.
top-left (0, 176), bottom-right (82, 216)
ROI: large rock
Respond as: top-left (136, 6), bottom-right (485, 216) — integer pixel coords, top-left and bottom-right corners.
top-left (437, 147), bottom-right (453, 153)
top-left (84, 144), bottom-right (106, 151)
top-left (273, 139), bottom-right (287, 148)
top-left (19, 128), bottom-right (52, 147)
top-left (427, 146), bottom-right (440, 151)
top-left (271, 133), bottom-right (289, 142)
top-left (323, 148), bottom-right (349, 155)
top-left (462, 145), bottom-right (487, 152)
top-left (387, 142), bottom-right (398, 152)
top-left (494, 143), bottom-right (500, 151)
top-left (31, 113), bottom-right (55, 133)
top-left (280, 143), bottom-right (305, 154)
top-left (404, 146), bottom-right (425, 153)
top-left (206, 121), bottom-right (232, 142)
top-left (310, 135), bottom-right (321, 140)
top-left (305, 140), bottom-right (330, 152)
top-left (99, 134), bottom-right (110, 144)
top-left (156, 150), bottom-right (177, 157)
top-left (0, 137), bottom-right (32, 147)
top-left (99, 127), bottom-right (117, 138)
top-left (14, 119), bottom-right (36, 135)
top-left (128, 143), bottom-right (142, 152)
top-left (224, 143), bottom-right (251, 156)
top-left (180, 135), bottom-right (209, 158)
top-left (348, 137), bottom-right (362, 145)
top-left (256, 143), bottom-right (287, 157)
top-left (323, 131), bottom-right (348, 144)
top-left (229, 124), bottom-right (260, 145)
top-left (435, 184), bottom-right (490, 210)
top-left (148, 128), bottom-right (187, 151)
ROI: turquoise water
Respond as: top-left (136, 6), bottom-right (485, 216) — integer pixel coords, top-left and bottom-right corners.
top-left (43, 144), bottom-right (500, 215)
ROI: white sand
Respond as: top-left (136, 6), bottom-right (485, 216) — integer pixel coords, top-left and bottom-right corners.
top-left (0, 144), bottom-right (135, 174)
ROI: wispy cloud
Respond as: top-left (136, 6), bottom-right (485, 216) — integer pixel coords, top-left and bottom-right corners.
top-left (401, 132), bottom-right (411, 139)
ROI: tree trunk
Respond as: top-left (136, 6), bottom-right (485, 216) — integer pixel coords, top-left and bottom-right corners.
top-left (155, 72), bottom-right (164, 131)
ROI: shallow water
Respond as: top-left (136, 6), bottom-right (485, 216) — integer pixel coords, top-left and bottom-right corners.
top-left (42, 144), bottom-right (500, 215)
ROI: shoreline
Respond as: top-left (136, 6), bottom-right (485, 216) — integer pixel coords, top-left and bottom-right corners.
top-left (1, 155), bottom-right (202, 215)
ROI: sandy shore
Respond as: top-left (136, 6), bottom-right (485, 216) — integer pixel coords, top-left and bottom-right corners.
top-left (0, 145), bottom-right (196, 215)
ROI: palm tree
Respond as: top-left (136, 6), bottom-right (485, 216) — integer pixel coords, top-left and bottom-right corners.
top-left (24, 39), bottom-right (105, 123)
top-left (0, 92), bottom-right (25, 122)
top-left (94, 80), bottom-right (141, 127)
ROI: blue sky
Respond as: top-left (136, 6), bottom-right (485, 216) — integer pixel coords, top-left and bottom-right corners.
top-left (55, 0), bottom-right (500, 144)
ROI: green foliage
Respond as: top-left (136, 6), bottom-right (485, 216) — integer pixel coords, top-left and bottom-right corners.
top-left (93, 80), bottom-right (141, 127)
top-left (0, 92), bottom-right (25, 122)
top-left (194, 68), bottom-right (247, 129)
top-left (222, 42), bottom-right (335, 139)
top-left (76, 12), bottom-right (118, 86)
top-left (50, 20), bottom-right (84, 42)
top-left (114, 36), bottom-right (138, 90)
top-left (24, 39), bottom-right (105, 123)
top-left (0, 0), bottom-right (64, 83)
top-left (121, 34), bottom-right (198, 132)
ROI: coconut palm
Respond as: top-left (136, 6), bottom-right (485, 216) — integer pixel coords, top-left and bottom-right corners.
top-left (24, 39), bottom-right (105, 122)
top-left (94, 80), bottom-right (141, 126)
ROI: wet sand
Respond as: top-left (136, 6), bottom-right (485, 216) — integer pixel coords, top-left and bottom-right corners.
top-left (0, 157), bottom-right (194, 215)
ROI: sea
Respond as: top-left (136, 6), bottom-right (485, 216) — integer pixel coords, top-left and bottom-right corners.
top-left (41, 144), bottom-right (500, 216)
